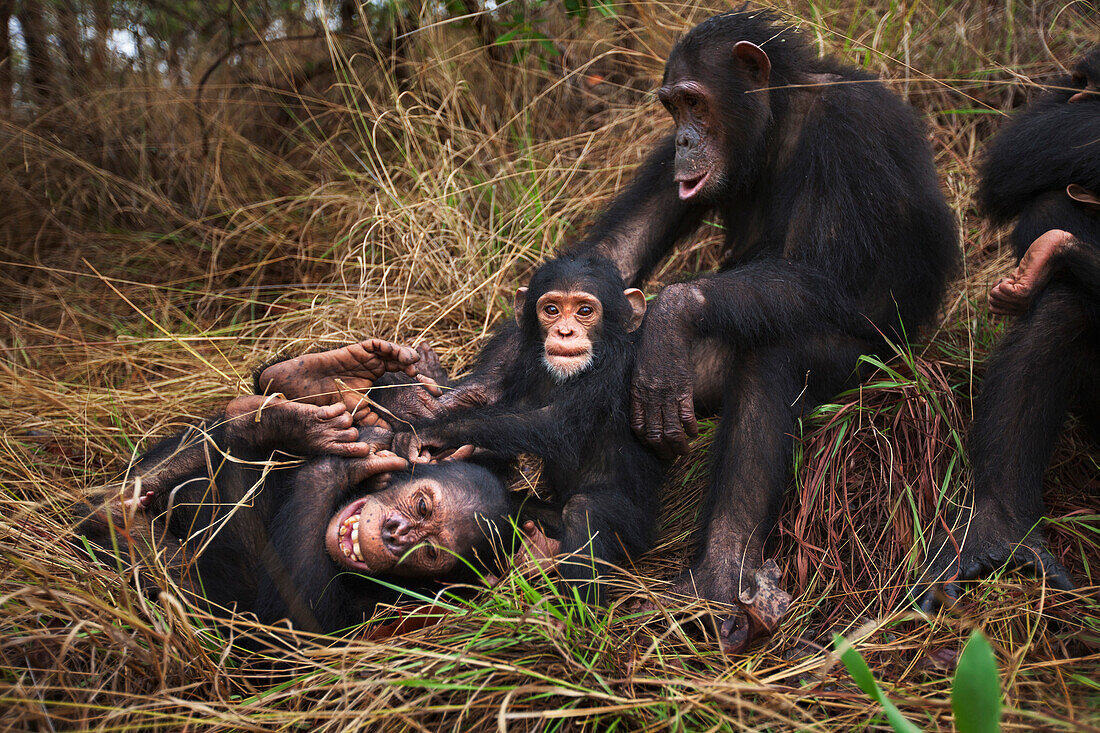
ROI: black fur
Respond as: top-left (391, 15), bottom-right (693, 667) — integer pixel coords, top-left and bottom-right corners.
top-left (76, 420), bottom-right (516, 636)
top-left (548, 9), bottom-right (958, 615)
top-left (406, 255), bottom-right (665, 602)
top-left (917, 50), bottom-right (1100, 609)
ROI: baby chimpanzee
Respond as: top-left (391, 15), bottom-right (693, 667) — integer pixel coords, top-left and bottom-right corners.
top-left (394, 255), bottom-right (665, 602)
top-left (77, 344), bottom-right (524, 636)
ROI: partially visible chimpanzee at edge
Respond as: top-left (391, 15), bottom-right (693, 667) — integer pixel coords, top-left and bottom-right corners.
top-left (392, 255), bottom-right (664, 603)
top-left (915, 45), bottom-right (1100, 610)
top-left (420, 10), bottom-right (957, 640)
top-left (77, 344), bottom-right (524, 636)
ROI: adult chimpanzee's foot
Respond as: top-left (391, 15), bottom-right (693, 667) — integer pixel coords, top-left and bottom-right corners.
top-left (256, 339), bottom-right (421, 419)
top-left (224, 395), bottom-right (384, 457)
top-left (913, 517), bottom-right (1075, 613)
top-left (668, 557), bottom-right (792, 654)
top-left (989, 229), bottom-right (1075, 316)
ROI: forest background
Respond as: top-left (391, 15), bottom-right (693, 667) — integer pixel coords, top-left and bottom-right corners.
top-left (0, 0), bottom-right (1097, 730)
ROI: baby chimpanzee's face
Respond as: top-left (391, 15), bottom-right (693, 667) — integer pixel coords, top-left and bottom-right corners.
top-left (324, 463), bottom-right (509, 578)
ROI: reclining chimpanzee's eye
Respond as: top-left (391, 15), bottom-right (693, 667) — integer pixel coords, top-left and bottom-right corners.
top-left (417, 496), bottom-right (428, 517)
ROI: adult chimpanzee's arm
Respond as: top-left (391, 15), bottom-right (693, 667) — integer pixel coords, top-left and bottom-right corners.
top-left (631, 260), bottom-right (855, 455)
top-left (567, 136), bottom-right (710, 287)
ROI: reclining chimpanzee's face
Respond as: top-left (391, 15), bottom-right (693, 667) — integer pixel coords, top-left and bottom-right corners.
top-left (324, 462), bottom-right (511, 579)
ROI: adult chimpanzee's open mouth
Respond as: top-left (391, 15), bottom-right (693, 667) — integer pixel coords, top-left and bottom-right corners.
top-left (677, 170), bottom-right (710, 200)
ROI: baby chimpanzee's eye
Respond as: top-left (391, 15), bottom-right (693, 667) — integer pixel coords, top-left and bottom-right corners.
top-left (578, 305), bottom-right (593, 316)
top-left (544, 304), bottom-right (559, 316)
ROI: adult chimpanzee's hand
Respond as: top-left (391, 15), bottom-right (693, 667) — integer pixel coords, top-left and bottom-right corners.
top-left (631, 284), bottom-right (700, 457)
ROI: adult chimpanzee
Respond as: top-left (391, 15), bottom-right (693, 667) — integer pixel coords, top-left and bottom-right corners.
top-left (392, 255), bottom-right (663, 603)
top-left (414, 10), bottom-right (957, 638)
top-left (915, 45), bottom-right (1100, 610)
top-left (78, 349), bottom-right (524, 635)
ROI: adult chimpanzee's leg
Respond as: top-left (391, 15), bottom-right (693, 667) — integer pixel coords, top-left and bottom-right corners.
top-left (671, 334), bottom-right (871, 611)
top-left (916, 287), bottom-right (1091, 610)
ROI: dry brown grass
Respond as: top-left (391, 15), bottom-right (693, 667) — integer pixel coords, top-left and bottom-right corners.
top-left (2, 1), bottom-right (1099, 730)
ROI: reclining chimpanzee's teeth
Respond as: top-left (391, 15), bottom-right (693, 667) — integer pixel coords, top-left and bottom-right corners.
top-left (352, 539), bottom-right (364, 563)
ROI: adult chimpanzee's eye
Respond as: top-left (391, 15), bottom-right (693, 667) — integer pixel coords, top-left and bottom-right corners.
top-left (417, 496), bottom-right (428, 517)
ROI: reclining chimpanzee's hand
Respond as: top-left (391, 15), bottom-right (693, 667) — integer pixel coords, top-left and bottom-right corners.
top-left (630, 296), bottom-right (698, 458)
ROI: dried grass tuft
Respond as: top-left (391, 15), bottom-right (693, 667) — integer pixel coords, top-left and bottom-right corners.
top-left (1, 1), bottom-right (1098, 730)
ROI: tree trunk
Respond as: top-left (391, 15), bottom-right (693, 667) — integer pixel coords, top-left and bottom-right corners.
top-left (0, 0), bottom-right (12, 111)
top-left (16, 0), bottom-right (54, 105)
top-left (55, 0), bottom-right (87, 93)
top-left (90, 0), bottom-right (111, 81)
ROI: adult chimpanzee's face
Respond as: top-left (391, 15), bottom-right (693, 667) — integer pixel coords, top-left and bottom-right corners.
top-left (325, 475), bottom-right (489, 578)
top-left (658, 77), bottom-right (720, 201)
top-left (659, 40), bottom-right (771, 202)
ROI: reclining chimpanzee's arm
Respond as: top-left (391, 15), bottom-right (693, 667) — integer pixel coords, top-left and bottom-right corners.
top-left (254, 453), bottom-right (408, 632)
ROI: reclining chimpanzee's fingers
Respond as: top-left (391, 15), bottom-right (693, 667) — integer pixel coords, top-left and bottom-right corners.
top-left (362, 338), bottom-right (421, 377)
top-left (438, 444), bottom-right (476, 462)
top-left (355, 410), bottom-right (392, 430)
top-left (327, 440), bottom-right (376, 457)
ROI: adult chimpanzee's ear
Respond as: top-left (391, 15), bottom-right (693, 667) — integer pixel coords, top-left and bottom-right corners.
top-left (623, 288), bottom-right (647, 333)
top-left (513, 286), bottom-right (529, 325)
top-left (1067, 184), bottom-right (1100, 208)
top-left (733, 41), bottom-right (771, 88)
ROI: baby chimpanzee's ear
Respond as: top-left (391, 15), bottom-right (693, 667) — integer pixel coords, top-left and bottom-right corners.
top-left (623, 288), bottom-right (647, 333)
top-left (513, 286), bottom-right (529, 325)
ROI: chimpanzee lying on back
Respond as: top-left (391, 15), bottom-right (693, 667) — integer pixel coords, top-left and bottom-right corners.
top-left (390, 255), bottom-right (665, 602)
top-left (77, 343), bottom-right (527, 635)
top-left (915, 44), bottom-right (1100, 610)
